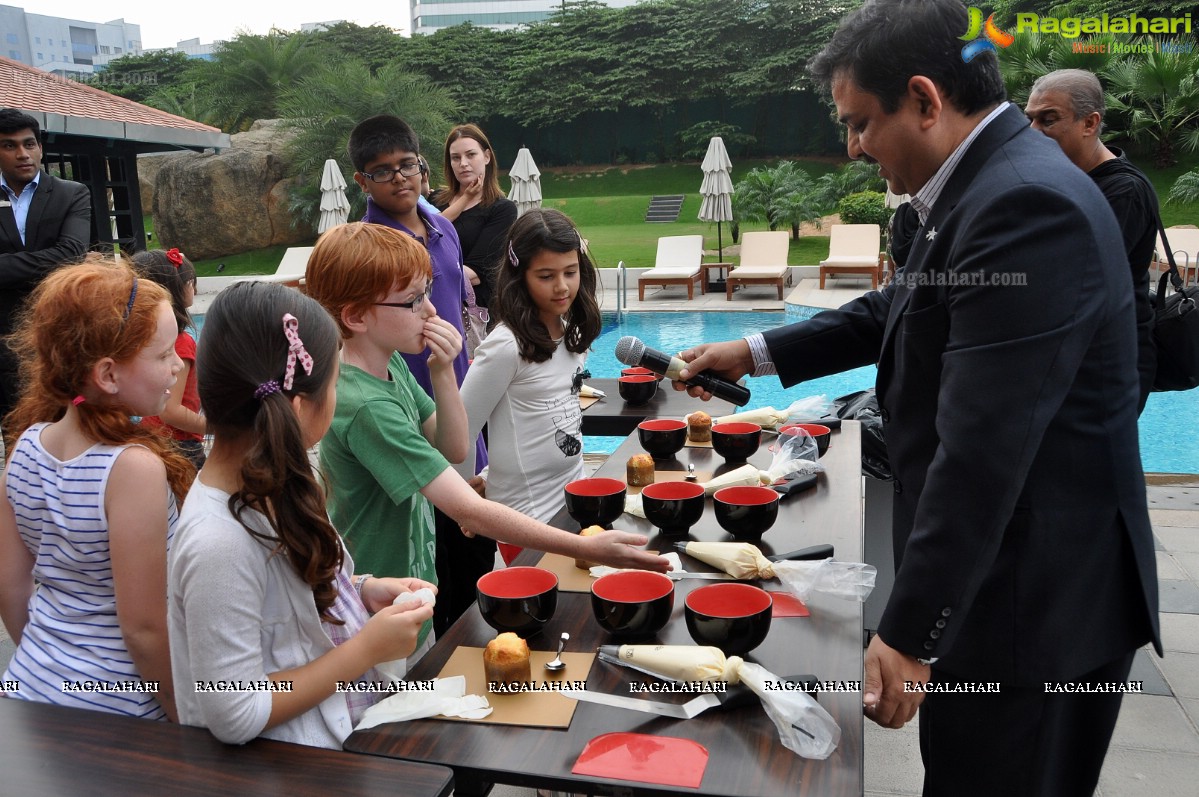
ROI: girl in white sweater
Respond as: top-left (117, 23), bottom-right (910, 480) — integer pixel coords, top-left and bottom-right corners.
top-left (167, 281), bottom-right (435, 747)
top-left (459, 209), bottom-right (602, 562)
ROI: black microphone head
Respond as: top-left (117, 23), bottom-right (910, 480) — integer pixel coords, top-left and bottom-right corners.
top-left (614, 336), bottom-right (645, 366)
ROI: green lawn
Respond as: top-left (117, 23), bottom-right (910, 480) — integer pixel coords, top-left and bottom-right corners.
top-left (164, 151), bottom-right (1199, 275)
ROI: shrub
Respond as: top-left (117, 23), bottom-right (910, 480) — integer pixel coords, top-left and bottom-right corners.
top-left (837, 191), bottom-right (890, 226)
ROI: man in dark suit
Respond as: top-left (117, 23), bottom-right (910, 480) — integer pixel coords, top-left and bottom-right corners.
top-left (0, 108), bottom-right (91, 428)
top-left (676, 2), bottom-right (1160, 794)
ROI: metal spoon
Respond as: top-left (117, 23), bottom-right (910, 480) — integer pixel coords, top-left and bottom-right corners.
top-left (544, 632), bottom-right (570, 672)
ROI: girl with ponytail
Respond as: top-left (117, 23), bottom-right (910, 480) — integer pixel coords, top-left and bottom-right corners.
top-left (0, 255), bottom-right (188, 721)
top-left (167, 280), bottom-right (434, 748)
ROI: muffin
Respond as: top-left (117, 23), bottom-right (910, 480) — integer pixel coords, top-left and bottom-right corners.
top-left (688, 411), bottom-right (713, 443)
top-left (574, 525), bottom-right (605, 570)
top-left (626, 453), bottom-right (656, 487)
top-left (483, 632), bottom-right (531, 685)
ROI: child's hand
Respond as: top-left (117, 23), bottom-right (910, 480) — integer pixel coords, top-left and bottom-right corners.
top-left (357, 601), bottom-right (435, 664)
top-left (423, 316), bottom-right (463, 369)
top-left (360, 577), bottom-right (438, 613)
top-left (583, 530), bottom-right (672, 572)
top-left (464, 175), bottom-right (484, 201)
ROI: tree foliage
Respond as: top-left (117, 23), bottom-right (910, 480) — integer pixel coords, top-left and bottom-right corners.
top-left (280, 61), bottom-right (460, 228)
top-left (91, 50), bottom-right (198, 104)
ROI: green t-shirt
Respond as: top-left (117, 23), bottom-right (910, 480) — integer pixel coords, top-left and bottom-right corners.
top-left (320, 353), bottom-right (446, 625)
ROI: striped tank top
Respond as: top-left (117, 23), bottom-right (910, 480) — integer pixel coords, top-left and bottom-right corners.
top-left (2, 423), bottom-right (177, 719)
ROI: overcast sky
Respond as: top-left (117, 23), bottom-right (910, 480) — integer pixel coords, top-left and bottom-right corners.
top-left (36, 2), bottom-right (410, 50)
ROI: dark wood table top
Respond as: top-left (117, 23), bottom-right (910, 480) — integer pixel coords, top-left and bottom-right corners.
top-left (347, 423), bottom-right (865, 797)
top-left (580, 378), bottom-right (739, 436)
top-left (0, 696), bottom-right (454, 797)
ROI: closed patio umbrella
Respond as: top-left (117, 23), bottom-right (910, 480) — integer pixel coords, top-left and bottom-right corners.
top-left (318, 158), bottom-right (350, 233)
top-left (698, 136), bottom-right (734, 260)
top-left (508, 147), bottom-right (542, 217)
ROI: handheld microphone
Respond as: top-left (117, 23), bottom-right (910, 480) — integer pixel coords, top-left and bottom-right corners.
top-left (614, 336), bottom-right (750, 406)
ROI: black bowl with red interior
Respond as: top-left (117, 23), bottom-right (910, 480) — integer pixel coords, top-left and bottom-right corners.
top-left (781, 423), bottom-right (832, 457)
top-left (476, 566), bottom-right (559, 636)
top-left (618, 375), bottom-right (659, 406)
top-left (710, 422), bottom-right (762, 464)
top-left (684, 582), bottom-right (773, 655)
top-left (591, 570), bottom-right (675, 638)
top-left (637, 418), bottom-right (688, 461)
top-left (564, 477), bottom-right (627, 529)
top-left (641, 480), bottom-right (706, 535)
top-left (713, 485), bottom-right (780, 540)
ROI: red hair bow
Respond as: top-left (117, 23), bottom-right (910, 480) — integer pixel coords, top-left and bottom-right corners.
top-left (166, 248), bottom-right (184, 267)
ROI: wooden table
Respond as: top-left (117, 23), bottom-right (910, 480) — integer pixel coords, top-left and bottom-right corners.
top-left (0, 697), bottom-right (454, 796)
top-left (347, 423), bottom-right (865, 797)
top-left (581, 378), bottom-right (740, 436)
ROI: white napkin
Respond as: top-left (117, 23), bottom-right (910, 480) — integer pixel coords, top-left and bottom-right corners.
top-left (578, 384), bottom-right (606, 398)
top-left (590, 551), bottom-right (683, 579)
top-left (353, 675), bottom-right (493, 731)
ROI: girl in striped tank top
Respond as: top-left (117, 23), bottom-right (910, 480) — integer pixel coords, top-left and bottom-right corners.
top-left (0, 256), bottom-right (193, 721)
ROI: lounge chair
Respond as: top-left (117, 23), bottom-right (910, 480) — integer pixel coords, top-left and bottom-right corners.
top-left (637, 235), bottom-right (705, 300)
top-left (1154, 226), bottom-right (1199, 284)
top-left (254, 246), bottom-right (313, 290)
top-left (725, 231), bottom-right (791, 300)
top-left (818, 224), bottom-right (884, 289)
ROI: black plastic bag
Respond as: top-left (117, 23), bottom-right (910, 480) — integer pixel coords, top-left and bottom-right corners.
top-left (831, 389), bottom-right (891, 481)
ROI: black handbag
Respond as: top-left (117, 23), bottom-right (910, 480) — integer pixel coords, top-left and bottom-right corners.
top-left (1150, 220), bottom-right (1199, 392)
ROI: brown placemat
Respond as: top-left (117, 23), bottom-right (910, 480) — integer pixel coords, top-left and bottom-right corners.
top-left (433, 647), bottom-right (595, 727)
top-left (684, 437), bottom-right (713, 449)
top-left (535, 550), bottom-right (662, 593)
top-left (627, 469), bottom-right (713, 495)
top-left (537, 552), bottom-right (599, 592)
top-left (579, 395), bottom-right (601, 411)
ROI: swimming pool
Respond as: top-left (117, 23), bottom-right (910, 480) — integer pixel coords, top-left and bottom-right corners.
top-left (584, 311), bottom-right (1199, 475)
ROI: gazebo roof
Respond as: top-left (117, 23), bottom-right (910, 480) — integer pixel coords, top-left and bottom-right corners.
top-left (0, 56), bottom-right (230, 152)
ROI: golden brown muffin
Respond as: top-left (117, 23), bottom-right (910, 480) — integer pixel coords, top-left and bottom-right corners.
top-left (574, 524), bottom-right (605, 570)
top-left (483, 632), bottom-right (531, 685)
top-left (626, 453), bottom-right (656, 487)
top-left (688, 411), bottom-right (713, 443)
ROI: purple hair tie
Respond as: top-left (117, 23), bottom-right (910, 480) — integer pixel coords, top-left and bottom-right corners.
top-left (508, 242), bottom-right (519, 268)
top-left (122, 278), bottom-right (138, 320)
top-left (254, 380), bottom-right (281, 400)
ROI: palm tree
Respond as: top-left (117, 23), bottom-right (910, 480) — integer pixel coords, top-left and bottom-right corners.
top-left (1106, 47), bottom-right (1199, 167)
top-left (280, 61), bottom-right (460, 229)
top-left (732, 162), bottom-right (823, 240)
top-left (199, 30), bottom-right (327, 133)
top-left (1167, 170), bottom-right (1199, 204)
top-left (812, 161), bottom-right (883, 215)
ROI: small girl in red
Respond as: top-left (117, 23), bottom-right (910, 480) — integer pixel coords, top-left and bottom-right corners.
top-left (133, 248), bottom-right (206, 467)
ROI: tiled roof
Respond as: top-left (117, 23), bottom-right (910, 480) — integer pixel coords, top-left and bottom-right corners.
top-left (0, 55), bottom-right (221, 134)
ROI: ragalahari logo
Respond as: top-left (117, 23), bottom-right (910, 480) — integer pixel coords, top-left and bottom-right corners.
top-left (960, 7), bottom-right (1014, 62)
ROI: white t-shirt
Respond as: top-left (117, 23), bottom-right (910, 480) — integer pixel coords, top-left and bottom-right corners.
top-left (459, 323), bottom-right (586, 523)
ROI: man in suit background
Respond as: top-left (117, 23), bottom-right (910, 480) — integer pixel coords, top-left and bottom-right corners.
top-left (0, 108), bottom-right (91, 431)
top-left (675, 1), bottom-right (1159, 794)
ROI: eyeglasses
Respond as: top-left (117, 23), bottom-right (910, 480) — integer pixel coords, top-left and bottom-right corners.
top-left (375, 282), bottom-right (433, 314)
top-left (360, 162), bottom-right (427, 183)
top-left (571, 367), bottom-right (592, 395)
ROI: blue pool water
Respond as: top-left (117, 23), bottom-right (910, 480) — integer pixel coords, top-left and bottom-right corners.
top-left (193, 309), bottom-right (1199, 474)
top-left (585, 311), bottom-right (1199, 475)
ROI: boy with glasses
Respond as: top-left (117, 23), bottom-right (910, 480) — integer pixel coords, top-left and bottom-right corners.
top-left (306, 224), bottom-right (666, 656)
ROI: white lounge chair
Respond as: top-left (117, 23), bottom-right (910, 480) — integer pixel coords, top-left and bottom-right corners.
top-left (725, 231), bottom-right (790, 300)
top-left (1154, 226), bottom-right (1199, 285)
top-left (819, 224), bottom-right (883, 289)
top-left (638, 235), bottom-right (705, 300)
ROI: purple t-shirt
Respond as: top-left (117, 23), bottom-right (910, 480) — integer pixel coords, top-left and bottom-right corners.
top-left (363, 198), bottom-right (487, 473)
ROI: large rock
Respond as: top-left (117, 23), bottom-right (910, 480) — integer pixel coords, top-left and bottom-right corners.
top-left (150, 120), bottom-right (314, 260)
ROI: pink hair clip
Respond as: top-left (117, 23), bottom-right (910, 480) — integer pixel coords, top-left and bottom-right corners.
top-left (508, 242), bottom-right (519, 268)
top-left (282, 313), bottom-right (314, 391)
top-left (72, 395), bottom-right (86, 406)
